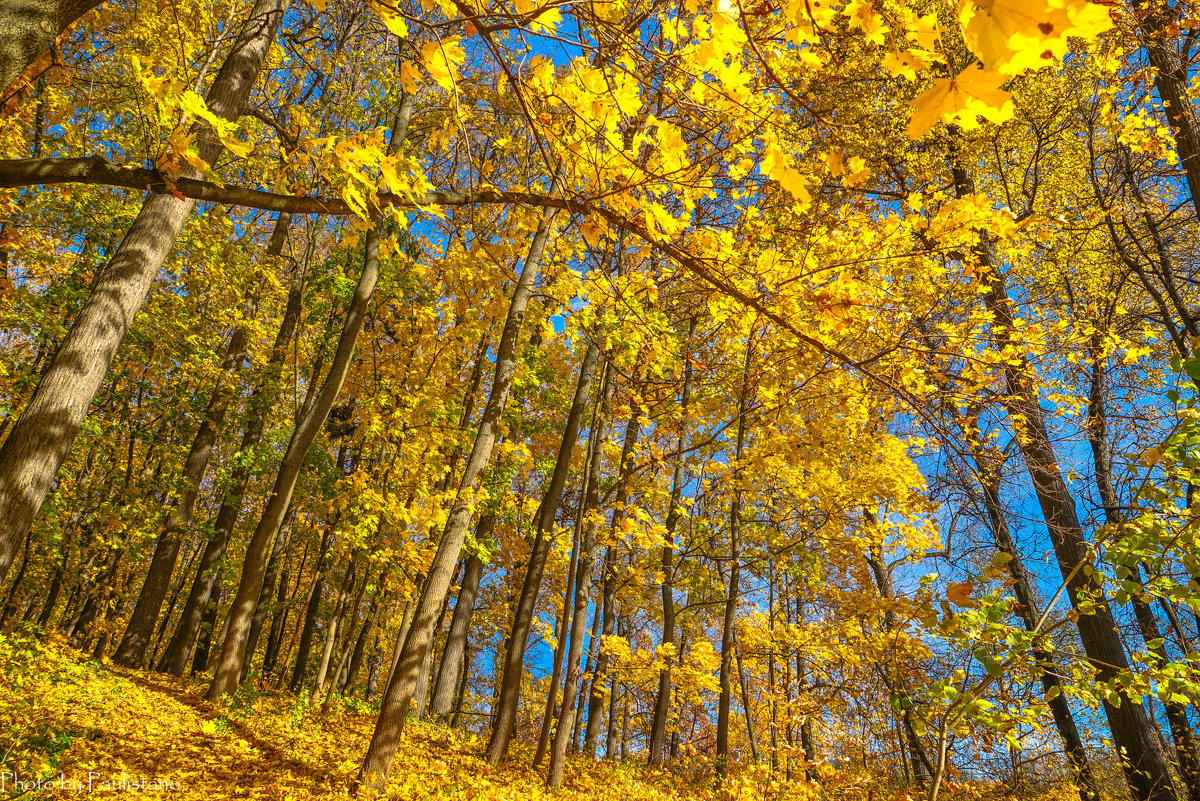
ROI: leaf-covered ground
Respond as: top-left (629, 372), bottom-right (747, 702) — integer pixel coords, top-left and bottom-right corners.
top-left (0, 633), bottom-right (1065, 800)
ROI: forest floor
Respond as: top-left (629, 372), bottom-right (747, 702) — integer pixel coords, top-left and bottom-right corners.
top-left (0, 633), bottom-right (1032, 801)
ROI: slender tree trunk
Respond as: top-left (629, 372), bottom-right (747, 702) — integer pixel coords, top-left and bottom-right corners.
top-left (113, 259), bottom-right (276, 667)
top-left (310, 554), bottom-right (357, 703)
top-left (865, 539), bottom-right (933, 787)
top-left (1136, 0), bottom-right (1200, 222)
top-left (205, 98), bottom-right (413, 702)
top-left (291, 525), bottom-right (337, 691)
top-left (487, 335), bottom-right (601, 765)
top-left (243, 500), bottom-right (296, 682)
top-left (1088, 357), bottom-right (1200, 801)
top-left (716, 335), bottom-right (753, 779)
top-left (0, 0), bottom-right (290, 587)
top-left (156, 237), bottom-right (309, 675)
top-left (534, 496), bottom-right (584, 768)
top-left (649, 331), bottom-right (692, 763)
top-left (193, 571), bottom-right (222, 675)
top-left (357, 163), bottom-right (568, 794)
top-left (548, 362), bottom-right (614, 787)
top-left (0, 529), bottom-right (32, 627)
top-left (950, 151), bottom-right (1179, 801)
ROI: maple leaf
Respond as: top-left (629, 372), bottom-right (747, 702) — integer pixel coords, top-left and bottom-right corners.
top-left (908, 66), bottom-right (1013, 137)
top-left (960, 0), bottom-right (1114, 75)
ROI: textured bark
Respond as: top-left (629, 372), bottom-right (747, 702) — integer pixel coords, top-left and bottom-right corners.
top-left (0, 0), bottom-right (104, 96)
top-left (0, 0), bottom-right (290, 587)
top-left (548, 363), bottom-right (614, 787)
top-left (488, 336), bottom-right (600, 765)
top-left (429, 518), bottom-right (490, 720)
top-left (951, 152), bottom-right (1177, 801)
top-left (357, 163), bottom-right (568, 794)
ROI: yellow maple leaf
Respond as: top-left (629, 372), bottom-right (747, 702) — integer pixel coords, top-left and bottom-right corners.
top-left (421, 37), bottom-right (466, 92)
top-left (883, 49), bottom-right (930, 81)
top-left (908, 66), bottom-right (1013, 138)
top-left (960, 0), bottom-right (1113, 75)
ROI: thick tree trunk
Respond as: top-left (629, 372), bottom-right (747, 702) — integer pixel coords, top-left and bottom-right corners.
top-left (0, 0), bottom-right (290, 587)
top-left (487, 335), bottom-right (601, 765)
top-left (429, 518), bottom-right (490, 720)
top-left (0, 0), bottom-right (105, 97)
top-left (356, 163), bottom-right (568, 795)
top-left (205, 98), bottom-right (413, 702)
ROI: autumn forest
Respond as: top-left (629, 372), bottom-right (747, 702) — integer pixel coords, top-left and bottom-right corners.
top-left (1, 0), bottom-right (1199, 798)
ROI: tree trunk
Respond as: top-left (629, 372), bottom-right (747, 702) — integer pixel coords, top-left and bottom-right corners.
top-left (290, 524), bottom-right (337, 692)
top-left (205, 98), bottom-right (412, 703)
top-left (0, 0), bottom-right (105, 97)
top-left (1088, 357), bottom-right (1200, 801)
top-left (0, 0), bottom-right (290, 587)
top-left (243, 500), bottom-right (295, 682)
top-left (649, 329), bottom-right (692, 764)
top-left (716, 335), bottom-right (753, 779)
top-left (112, 265), bottom-right (273, 667)
top-left (155, 238), bottom-right (309, 675)
top-left (192, 571), bottom-right (222, 675)
top-left (356, 163), bottom-right (568, 794)
top-left (1136, 0), bottom-right (1200, 222)
top-left (429, 518), bottom-right (490, 720)
top-left (487, 335), bottom-right (601, 765)
top-left (548, 362), bottom-right (614, 787)
top-left (950, 152), bottom-right (1179, 801)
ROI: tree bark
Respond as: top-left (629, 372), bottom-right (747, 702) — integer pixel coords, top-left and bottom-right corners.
top-left (0, 0), bottom-right (290, 587)
top-left (487, 333), bottom-right (601, 765)
top-left (429, 516), bottom-right (491, 720)
top-left (356, 163), bottom-right (568, 794)
top-left (950, 151), bottom-right (1178, 801)
top-left (0, 0), bottom-right (105, 98)
top-left (548, 362), bottom-right (614, 787)
top-left (205, 96), bottom-right (413, 703)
